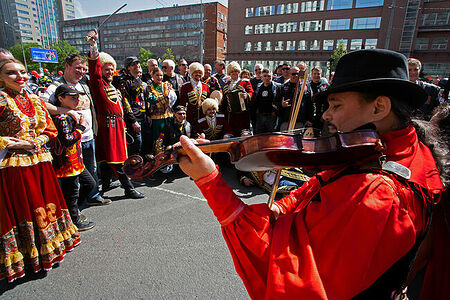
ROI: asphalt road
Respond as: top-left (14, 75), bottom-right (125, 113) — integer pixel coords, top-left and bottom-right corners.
top-left (1, 166), bottom-right (268, 299)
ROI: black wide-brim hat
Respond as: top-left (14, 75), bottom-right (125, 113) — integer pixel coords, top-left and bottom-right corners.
top-left (314, 49), bottom-right (427, 109)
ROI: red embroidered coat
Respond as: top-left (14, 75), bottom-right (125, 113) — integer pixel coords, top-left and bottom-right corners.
top-left (197, 114), bottom-right (233, 140)
top-left (179, 81), bottom-right (209, 130)
top-left (195, 126), bottom-right (444, 299)
top-left (88, 56), bottom-right (130, 163)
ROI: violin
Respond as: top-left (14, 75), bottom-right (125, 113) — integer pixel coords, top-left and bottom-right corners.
top-left (123, 129), bottom-right (382, 180)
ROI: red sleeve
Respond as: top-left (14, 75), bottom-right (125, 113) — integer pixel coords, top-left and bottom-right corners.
top-left (197, 169), bottom-right (426, 299)
top-left (203, 83), bottom-right (210, 97)
top-left (42, 102), bottom-right (58, 140)
top-left (87, 56), bottom-right (106, 111)
top-left (241, 80), bottom-right (254, 99)
top-left (87, 56), bottom-right (103, 88)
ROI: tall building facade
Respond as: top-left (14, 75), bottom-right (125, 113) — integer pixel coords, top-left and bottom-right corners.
top-left (227, 0), bottom-right (450, 76)
top-left (0, 0), bottom-right (68, 49)
top-left (61, 2), bottom-right (228, 67)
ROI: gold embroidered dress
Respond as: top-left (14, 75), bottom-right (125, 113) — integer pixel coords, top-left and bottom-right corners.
top-left (0, 89), bottom-right (80, 283)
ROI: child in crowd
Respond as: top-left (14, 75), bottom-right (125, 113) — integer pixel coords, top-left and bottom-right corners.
top-left (51, 84), bottom-right (96, 231)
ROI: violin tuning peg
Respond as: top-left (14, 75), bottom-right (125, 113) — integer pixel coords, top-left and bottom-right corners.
top-left (145, 154), bottom-right (156, 165)
top-left (164, 146), bottom-right (173, 156)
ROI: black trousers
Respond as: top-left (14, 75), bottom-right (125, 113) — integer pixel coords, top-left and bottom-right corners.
top-left (99, 162), bottom-right (134, 192)
top-left (59, 168), bottom-right (96, 224)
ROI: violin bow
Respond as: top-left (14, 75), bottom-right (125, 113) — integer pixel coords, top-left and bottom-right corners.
top-left (267, 70), bottom-right (309, 208)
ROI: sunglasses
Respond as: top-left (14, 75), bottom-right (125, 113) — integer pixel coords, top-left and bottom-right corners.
top-left (291, 73), bottom-right (299, 76)
top-left (282, 67), bottom-right (290, 70)
top-left (176, 112), bottom-right (186, 115)
top-left (255, 68), bottom-right (261, 71)
top-left (179, 64), bottom-right (187, 66)
top-left (162, 66), bottom-right (168, 69)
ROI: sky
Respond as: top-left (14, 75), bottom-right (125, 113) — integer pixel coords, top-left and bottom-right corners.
top-left (75, 0), bottom-right (228, 18)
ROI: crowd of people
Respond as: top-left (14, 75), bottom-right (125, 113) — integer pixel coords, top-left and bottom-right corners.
top-left (0, 32), bottom-right (449, 299)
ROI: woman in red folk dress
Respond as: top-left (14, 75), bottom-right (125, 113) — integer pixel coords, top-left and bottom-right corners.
top-left (0, 58), bottom-right (80, 283)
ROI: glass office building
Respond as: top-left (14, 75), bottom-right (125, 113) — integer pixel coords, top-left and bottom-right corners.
top-left (0, 0), bottom-right (73, 49)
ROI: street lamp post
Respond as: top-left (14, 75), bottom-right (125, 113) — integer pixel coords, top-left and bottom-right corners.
top-left (200, 0), bottom-right (204, 64)
top-left (4, 22), bottom-right (28, 72)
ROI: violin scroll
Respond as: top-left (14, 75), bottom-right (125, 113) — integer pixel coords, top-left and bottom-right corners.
top-left (123, 152), bottom-right (174, 180)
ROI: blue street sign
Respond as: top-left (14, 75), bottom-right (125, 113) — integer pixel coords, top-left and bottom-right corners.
top-left (30, 48), bottom-right (58, 63)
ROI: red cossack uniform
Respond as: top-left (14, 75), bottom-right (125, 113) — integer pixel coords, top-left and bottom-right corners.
top-left (194, 125), bottom-right (444, 299)
top-left (222, 79), bottom-right (254, 136)
top-left (179, 81), bottom-right (209, 130)
top-left (88, 56), bottom-right (128, 163)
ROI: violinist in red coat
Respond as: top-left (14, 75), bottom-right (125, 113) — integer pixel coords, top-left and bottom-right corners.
top-left (176, 50), bottom-right (445, 299)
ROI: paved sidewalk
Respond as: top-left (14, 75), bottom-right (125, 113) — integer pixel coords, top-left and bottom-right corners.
top-left (1, 166), bottom-right (268, 299)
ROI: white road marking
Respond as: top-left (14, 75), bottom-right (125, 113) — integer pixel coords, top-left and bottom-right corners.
top-left (153, 186), bottom-right (206, 202)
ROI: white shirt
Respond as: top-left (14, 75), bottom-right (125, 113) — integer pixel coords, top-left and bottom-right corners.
top-left (44, 80), bottom-right (94, 142)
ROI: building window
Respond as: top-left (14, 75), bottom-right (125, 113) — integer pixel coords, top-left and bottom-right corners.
top-left (414, 38), bottom-right (429, 50)
top-left (299, 20), bottom-right (322, 31)
top-left (19, 23), bottom-right (31, 28)
top-left (353, 17), bottom-right (381, 29)
top-left (323, 39), bottom-right (334, 50)
top-left (254, 42), bottom-right (262, 51)
top-left (245, 25), bottom-right (253, 35)
top-left (17, 16), bottom-right (31, 22)
top-left (431, 37), bottom-right (448, 49)
top-left (298, 40), bottom-right (307, 50)
top-left (327, 0), bottom-right (353, 10)
top-left (244, 42), bottom-right (252, 51)
top-left (350, 39), bottom-right (363, 50)
top-left (277, 3), bottom-right (299, 14)
top-left (256, 6), bottom-right (276, 17)
top-left (265, 41), bottom-right (272, 51)
top-left (255, 24), bottom-right (274, 34)
top-left (286, 41), bottom-right (296, 50)
top-left (325, 19), bottom-right (350, 30)
top-left (276, 22), bottom-right (298, 33)
top-left (355, 0), bottom-right (383, 8)
top-left (421, 12), bottom-right (450, 27)
top-left (301, 0), bottom-right (325, 12)
top-left (337, 39), bottom-right (348, 49)
top-left (275, 41), bottom-right (284, 51)
top-left (13, 2), bottom-right (29, 9)
top-left (310, 40), bottom-right (321, 50)
top-left (245, 8), bottom-right (254, 17)
top-left (17, 9), bottom-right (30, 15)
top-left (365, 38), bottom-right (377, 48)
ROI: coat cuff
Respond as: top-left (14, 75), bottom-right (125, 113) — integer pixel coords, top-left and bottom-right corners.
top-left (195, 166), bottom-right (245, 226)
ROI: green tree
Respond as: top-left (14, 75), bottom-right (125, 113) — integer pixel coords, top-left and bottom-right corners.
top-left (137, 48), bottom-right (157, 67)
top-left (9, 42), bottom-right (41, 72)
top-left (161, 48), bottom-right (175, 63)
top-left (47, 40), bottom-right (80, 73)
top-left (329, 40), bottom-right (348, 72)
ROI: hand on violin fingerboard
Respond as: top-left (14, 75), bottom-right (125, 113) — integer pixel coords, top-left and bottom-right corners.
top-left (177, 135), bottom-right (216, 181)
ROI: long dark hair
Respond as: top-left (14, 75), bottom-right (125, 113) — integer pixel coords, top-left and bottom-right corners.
top-left (360, 92), bottom-right (449, 185)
